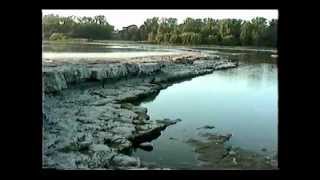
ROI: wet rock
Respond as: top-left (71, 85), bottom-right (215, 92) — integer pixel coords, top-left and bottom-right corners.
top-left (156, 118), bottom-right (182, 126)
top-left (110, 154), bottom-right (141, 168)
top-left (169, 137), bottom-right (177, 140)
top-left (129, 123), bottom-right (166, 144)
top-left (138, 142), bottom-right (153, 151)
top-left (197, 125), bottom-right (215, 130)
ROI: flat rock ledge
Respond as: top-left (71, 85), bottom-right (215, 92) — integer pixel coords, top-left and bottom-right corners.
top-left (43, 53), bottom-right (238, 170)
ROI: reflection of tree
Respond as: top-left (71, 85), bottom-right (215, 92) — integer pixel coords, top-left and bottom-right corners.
top-left (244, 64), bottom-right (277, 89)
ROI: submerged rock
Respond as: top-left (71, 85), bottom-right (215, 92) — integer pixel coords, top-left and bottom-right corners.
top-left (186, 133), bottom-right (276, 170)
top-left (138, 142), bottom-right (153, 151)
top-left (197, 125), bottom-right (215, 130)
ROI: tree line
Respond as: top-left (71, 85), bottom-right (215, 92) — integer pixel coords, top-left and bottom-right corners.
top-left (43, 14), bottom-right (277, 47)
top-left (42, 14), bottom-right (114, 40)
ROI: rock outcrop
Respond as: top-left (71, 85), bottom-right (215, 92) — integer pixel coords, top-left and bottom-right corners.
top-left (43, 52), bottom-right (238, 169)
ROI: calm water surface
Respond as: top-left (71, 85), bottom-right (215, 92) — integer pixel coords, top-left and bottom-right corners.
top-left (132, 53), bottom-right (278, 169)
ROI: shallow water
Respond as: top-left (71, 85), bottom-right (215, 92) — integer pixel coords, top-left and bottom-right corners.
top-left (42, 41), bottom-right (181, 60)
top-left (132, 55), bottom-right (278, 169)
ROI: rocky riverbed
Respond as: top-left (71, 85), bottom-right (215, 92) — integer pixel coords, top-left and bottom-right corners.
top-left (185, 133), bottom-right (278, 170)
top-left (42, 52), bottom-right (247, 170)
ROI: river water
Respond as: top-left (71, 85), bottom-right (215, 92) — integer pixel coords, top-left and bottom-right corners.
top-left (133, 60), bottom-right (278, 169)
top-left (42, 41), bottom-right (278, 169)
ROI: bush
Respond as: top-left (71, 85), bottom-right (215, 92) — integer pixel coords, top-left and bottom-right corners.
top-left (49, 33), bottom-right (68, 41)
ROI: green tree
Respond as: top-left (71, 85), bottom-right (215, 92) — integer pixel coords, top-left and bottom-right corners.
top-left (240, 21), bottom-right (253, 46)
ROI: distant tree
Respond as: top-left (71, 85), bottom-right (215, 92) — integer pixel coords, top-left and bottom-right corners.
top-left (42, 14), bottom-right (114, 40)
top-left (43, 14), bottom-right (277, 47)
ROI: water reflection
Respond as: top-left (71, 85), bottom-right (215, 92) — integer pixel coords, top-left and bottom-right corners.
top-left (133, 60), bottom-right (278, 168)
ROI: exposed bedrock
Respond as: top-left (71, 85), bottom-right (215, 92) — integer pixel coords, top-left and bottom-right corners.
top-left (43, 56), bottom-right (237, 94)
top-left (42, 53), bottom-right (238, 169)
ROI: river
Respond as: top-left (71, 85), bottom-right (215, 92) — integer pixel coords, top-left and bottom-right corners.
top-left (42, 40), bottom-right (278, 169)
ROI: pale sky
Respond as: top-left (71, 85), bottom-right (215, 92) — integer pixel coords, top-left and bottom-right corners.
top-left (42, 10), bottom-right (278, 30)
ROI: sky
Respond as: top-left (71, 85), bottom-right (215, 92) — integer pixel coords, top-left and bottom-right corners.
top-left (42, 10), bottom-right (278, 30)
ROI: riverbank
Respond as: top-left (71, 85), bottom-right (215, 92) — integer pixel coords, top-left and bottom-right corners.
top-left (42, 52), bottom-right (277, 169)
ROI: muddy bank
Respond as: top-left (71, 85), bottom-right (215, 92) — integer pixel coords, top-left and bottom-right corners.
top-left (42, 52), bottom-right (238, 169)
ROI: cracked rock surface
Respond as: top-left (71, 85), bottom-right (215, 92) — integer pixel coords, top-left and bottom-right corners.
top-left (43, 53), bottom-right (238, 169)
